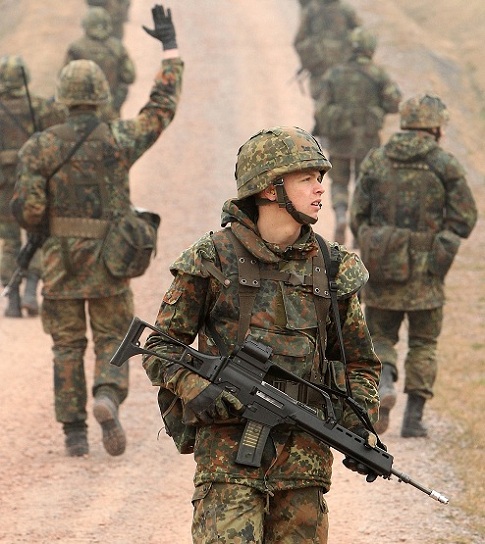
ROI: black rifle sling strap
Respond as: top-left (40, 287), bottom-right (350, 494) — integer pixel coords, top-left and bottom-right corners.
top-left (315, 235), bottom-right (381, 438)
top-left (315, 234), bottom-right (353, 398)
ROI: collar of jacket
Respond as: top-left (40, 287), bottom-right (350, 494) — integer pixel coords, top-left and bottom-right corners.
top-left (221, 198), bottom-right (319, 264)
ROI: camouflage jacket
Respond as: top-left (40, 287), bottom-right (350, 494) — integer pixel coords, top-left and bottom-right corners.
top-left (0, 91), bottom-right (65, 222)
top-left (314, 55), bottom-right (402, 158)
top-left (11, 57), bottom-right (183, 299)
top-left (143, 199), bottom-right (380, 493)
top-left (350, 130), bottom-right (477, 310)
top-left (294, 0), bottom-right (360, 76)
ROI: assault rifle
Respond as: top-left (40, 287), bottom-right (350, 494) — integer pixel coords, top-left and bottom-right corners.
top-left (1, 232), bottom-right (46, 297)
top-left (111, 317), bottom-right (450, 505)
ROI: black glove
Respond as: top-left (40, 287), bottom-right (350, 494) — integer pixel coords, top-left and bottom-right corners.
top-left (143, 5), bottom-right (177, 50)
top-left (342, 427), bottom-right (384, 483)
top-left (182, 383), bottom-right (244, 425)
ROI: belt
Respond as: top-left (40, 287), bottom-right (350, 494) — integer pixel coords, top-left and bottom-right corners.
top-left (50, 217), bottom-right (110, 239)
top-left (409, 232), bottom-right (435, 251)
top-left (0, 149), bottom-right (18, 165)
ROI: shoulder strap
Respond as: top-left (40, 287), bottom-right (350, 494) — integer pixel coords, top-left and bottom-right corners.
top-left (47, 118), bottom-right (101, 181)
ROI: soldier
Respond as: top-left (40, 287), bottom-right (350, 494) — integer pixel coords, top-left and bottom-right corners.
top-left (350, 93), bottom-right (477, 437)
top-left (314, 27), bottom-right (402, 244)
top-left (87, 0), bottom-right (130, 40)
top-left (293, 0), bottom-right (361, 101)
top-left (142, 126), bottom-right (381, 542)
top-left (11, 5), bottom-right (183, 457)
top-left (0, 55), bottom-right (66, 318)
top-left (64, 6), bottom-right (135, 120)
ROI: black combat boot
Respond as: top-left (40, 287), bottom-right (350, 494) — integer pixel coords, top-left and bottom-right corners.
top-left (401, 394), bottom-right (428, 438)
top-left (334, 205), bottom-right (347, 245)
top-left (63, 422), bottom-right (89, 457)
top-left (4, 285), bottom-right (22, 318)
top-left (22, 271), bottom-right (40, 316)
top-left (93, 388), bottom-right (126, 456)
top-left (375, 364), bottom-right (397, 434)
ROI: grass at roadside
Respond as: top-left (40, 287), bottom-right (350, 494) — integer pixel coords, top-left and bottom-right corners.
top-left (434, 198), bottom-right (485, 534)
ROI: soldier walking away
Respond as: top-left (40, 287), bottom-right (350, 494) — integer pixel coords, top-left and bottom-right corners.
top-left (142, 126), bottom-right (381, 543)
top-left (86, 0), bottom-right (131, 40)
top-left (313, 27), bottom-right (402, 245)
top-left (350, 93), bottom-right (477, 437)
top-left (0, 55), bottom-right (65, 318)
top-left (293, 0), bottom-right (361, 101)
top-left (11, 5), bottom-right (183, 457)
top-left (64, 6), bottom-right (136, 120)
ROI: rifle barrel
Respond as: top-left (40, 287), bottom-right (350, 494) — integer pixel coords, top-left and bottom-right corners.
top-left (392, 468), bottom-right (449, 504)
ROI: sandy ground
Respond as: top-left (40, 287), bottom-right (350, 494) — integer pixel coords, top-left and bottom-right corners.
top-left (0, 1), bottom-right (484, 543)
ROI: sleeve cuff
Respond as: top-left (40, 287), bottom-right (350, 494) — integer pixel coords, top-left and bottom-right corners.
top-left (163, 48), bottom-right (180, 60)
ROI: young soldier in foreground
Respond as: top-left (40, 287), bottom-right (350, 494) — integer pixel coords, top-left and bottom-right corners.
top-left (143, 126), bottom-right (381, 543)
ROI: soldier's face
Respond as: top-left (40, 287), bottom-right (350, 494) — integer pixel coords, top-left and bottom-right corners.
top-left (283, 169), bottom-right (324, 222)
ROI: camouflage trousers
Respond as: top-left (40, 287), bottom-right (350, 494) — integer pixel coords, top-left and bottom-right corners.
top-left (191, 482), bottom-right (329, 543)
top-left (41, 291), bottom-right (133, 424)
top-left (365, 306), bottom-right (443, 398)
top-left (328, 155), bottom-right (364, 211)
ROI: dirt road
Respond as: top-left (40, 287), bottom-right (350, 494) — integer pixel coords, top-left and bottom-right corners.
top-left (1, 1), bottom-right (483, 543)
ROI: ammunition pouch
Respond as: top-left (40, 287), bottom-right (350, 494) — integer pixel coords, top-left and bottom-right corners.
top-left (157, 388), bottom-right (196, 454)
top-left (102, 207), bottom-right (160, 279)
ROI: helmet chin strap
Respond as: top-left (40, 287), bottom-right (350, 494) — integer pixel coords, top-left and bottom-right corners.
top-left (273, 178), bottom-right (317, 225)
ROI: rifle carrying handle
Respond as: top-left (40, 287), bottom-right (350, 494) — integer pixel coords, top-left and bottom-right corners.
top-left (235, 420), bottom-right (272, 468)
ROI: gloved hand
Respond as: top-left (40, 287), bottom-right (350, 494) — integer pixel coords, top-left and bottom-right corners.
top-left (174, 371), bottom-right (244, 425)
top-left (342, 427), bottom-right (383, 483)
top-left (143, 5), bottom-right (178, 50)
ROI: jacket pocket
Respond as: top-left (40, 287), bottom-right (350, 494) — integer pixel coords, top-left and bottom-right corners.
top-left (427, 230), bottom-right (461, 278)
top-left (359, 225), bottom-right (411, 284)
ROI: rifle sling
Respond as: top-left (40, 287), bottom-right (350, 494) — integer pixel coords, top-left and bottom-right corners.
top-left (0, 98), bottom-right (32, 138)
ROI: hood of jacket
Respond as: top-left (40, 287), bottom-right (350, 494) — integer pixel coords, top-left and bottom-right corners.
top-left (384, 130), bottom-right (439, 162)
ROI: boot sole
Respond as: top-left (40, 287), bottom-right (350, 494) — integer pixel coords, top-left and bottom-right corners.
top-left (93, 401), bottom-right (126, 456)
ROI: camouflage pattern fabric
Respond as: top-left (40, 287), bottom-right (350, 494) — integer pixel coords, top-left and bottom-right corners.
top-left (86, 0), bottom-right (130, 40)
top-left (314, 56), bottom-right (401, 159)
top-left (365, 306), bottom-right (443, 399)
top-left (325, 155), bottom-right (363, 212)
top-left (293, 0), bottom-right (361, 100)
top-left (350, 130), bottom-right (477, 310)
top-left (64, 33), bottom-right (135, 118)
top-left (143, 198), bottom-right (380, 497)
top-left (313, 54), bottom-right (401, 211)
top-left (12, 57), bottom-right (183, 300)
top-left (192, 482), bottom-right (329, 543)
top-left (0, 91), bottom-right (65, 284)
top-left (41, 292), bottom-right (133, 423)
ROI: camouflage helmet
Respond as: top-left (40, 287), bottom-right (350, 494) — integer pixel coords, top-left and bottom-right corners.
top-left (350, 27), bottom-right (377, 57)
top-left (82, 7), bottom-right (112, 40)
top-left (0, 55), bottom-right (30, 93)
top-left (400, 93), bottom-right (449, 129)
top-left (56, 60), bottom-right (111, 106)
top-left (235, 126), bottom-right (331, 199)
